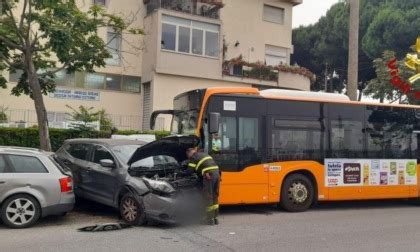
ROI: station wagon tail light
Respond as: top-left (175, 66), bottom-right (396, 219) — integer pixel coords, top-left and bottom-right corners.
top-left (59, 177), bottom-right (73, 192)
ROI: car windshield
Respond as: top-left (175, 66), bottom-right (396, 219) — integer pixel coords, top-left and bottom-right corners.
top-left (111, 145), bottom-right (142, 164)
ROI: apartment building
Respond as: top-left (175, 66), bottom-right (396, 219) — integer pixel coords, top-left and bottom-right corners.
top-left (0, 0), bottom-right (307, 131)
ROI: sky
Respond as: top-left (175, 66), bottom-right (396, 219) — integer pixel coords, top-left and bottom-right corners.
top-left (293, 0), bottom-right (340, 28)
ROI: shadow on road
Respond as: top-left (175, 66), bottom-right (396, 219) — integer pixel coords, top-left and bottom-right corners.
top-left (1, 197), bottom-right (419, 229)
top-left (219, 199), bottom-right (420, 216)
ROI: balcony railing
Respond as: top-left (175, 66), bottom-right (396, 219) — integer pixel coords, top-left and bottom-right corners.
top-left (145, 0), bottom-right (224, 19)
top-left (223, 62), bottom-right (279, 82)
top-left (222, 56), bottom-right (316, 83)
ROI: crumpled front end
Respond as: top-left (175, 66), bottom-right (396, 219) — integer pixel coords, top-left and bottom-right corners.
top-left (143, 186), bottom-right (203, 224)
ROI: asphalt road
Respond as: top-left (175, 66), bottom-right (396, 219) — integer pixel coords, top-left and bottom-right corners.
top-left (2, 199), bottom-right (420, 252)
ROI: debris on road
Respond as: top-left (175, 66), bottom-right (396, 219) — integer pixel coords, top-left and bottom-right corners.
top-left (78, 223), bottom-right (131, 232)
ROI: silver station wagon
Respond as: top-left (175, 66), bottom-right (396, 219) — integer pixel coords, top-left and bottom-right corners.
top-left (0, 147), bottom-right (75, 228)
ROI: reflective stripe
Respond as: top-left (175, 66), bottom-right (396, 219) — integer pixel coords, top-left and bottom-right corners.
top-left (196, 156), bottom-right (212, 171)
top-left (188, 163), bottom-right (196, 169)
top-left (206, 204), bottom-right (219, 212)
top-left (201, 166), bottom-right (219, 175)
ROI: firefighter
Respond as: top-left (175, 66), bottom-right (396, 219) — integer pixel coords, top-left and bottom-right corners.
top-left (186, 147), bottom-right (220, 225)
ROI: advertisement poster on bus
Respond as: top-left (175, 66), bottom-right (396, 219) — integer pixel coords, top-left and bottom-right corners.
top-left (325, 159), bottom-right (417, 187)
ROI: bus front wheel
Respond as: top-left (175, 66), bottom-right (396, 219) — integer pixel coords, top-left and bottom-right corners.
top-left (280, 173), bottom-right (314, 212)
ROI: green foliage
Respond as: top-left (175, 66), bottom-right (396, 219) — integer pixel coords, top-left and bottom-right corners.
top-left (66, 105), bottom-right (113, 133)
top-left (292, 0), bottom-right (418, 94)
top-left (97, 109), bottom-right (113, 131)
top-left (0, 0), bottom-right (143, 150)
top-left (0, 106), bottom-right (8, 122)
top-left (0, 1), bottom-right (139, 96)
top-left (363, 50), bottom-right (419, 104)
top-left (0, 127), bottom-right (170, 151)
top-left (116, 130), bottom-right (171, 140)
top-left (362, 2), bottom-right (420, 58)
top-left (66, 105), bottom-right (99, 123)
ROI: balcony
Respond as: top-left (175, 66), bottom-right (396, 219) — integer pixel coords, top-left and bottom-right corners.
top-left (145, 0), bottom-right (224, 19)
top-left (222, 56), bottom-right (315, 91)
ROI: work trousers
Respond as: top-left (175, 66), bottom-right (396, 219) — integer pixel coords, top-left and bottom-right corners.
top-left (202, 170), bottom-right (220, 220)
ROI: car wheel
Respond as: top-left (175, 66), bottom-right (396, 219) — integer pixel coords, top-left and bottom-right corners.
top-left (1, 194), bottom-right (41, 228)
top-left (120, 194), bottom-right (146, 226)
top-left (280, 174), bottom-right (314, 212)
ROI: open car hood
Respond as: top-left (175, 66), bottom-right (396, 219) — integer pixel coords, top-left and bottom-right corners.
top-left (127, 135), bottom-right (200, 165)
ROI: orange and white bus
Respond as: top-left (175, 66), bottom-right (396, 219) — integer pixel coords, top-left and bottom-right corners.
top-left (151, 87), bottom-right (420, 212)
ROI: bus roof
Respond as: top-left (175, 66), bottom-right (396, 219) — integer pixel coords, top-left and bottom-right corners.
top-left (203, 87), bottom-right (420, 109)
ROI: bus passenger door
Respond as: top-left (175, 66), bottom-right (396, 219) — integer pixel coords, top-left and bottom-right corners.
top-left (208, 108), bottom-right (268, 205)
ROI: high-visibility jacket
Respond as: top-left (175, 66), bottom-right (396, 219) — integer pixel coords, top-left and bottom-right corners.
top-left (187, 152), bottom-right (219, 177)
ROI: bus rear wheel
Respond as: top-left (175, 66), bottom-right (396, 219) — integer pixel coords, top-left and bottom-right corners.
top-left (280, 174), bottom-right (314, 212)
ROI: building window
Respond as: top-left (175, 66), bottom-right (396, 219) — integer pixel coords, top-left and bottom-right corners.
top-left (93, 0), bottom-right (106, 6)
top-left (122, 76), bottom-right (141, 93)
top-left (192, 29), bottom-right (203, 55)
top-left (263, 5), bottom-right (285, 25)
top-left (265, 45), bottom-right (288, 66)
top-left (55, 70), bottom-right (75, 87)
top-left (106, 27), bottom-right (122, 66)
top-left (85, 72), bottom-right (105, 89)
top-left (105, 74), bottom-right (122, 91)
top-left (9, 69), bottom-right (140, 93)
top-left (205, 31), bottom-right (219, 57)
top-left (161, 15), bottom-right (220, 58)
top-left (178, 26), bottom-right (191, 53)
top-left (162, 23), bottom-right (177, 51)
top-left (9, 70), bottom-right (23, 82)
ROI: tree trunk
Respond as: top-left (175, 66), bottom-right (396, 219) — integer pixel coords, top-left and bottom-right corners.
top-left (347, 0), bottom-right (360, 101)
top-left (27, 60), bottom-right (52, 151)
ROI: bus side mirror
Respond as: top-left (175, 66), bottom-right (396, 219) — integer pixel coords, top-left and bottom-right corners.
top-left (208, 112), bottom-right (220, 134)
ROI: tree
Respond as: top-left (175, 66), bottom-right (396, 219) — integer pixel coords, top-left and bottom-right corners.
top-left (292, 0), bottom-right (417, 97)
top-left (363, 51), bottom-right (405, 103)
top-left (0, 1), bottom-right (143, 151)
top-left (66, 105), bottom-right (113, 131)
top-left (362, 1), bottom-right (420, 58)
top-left (364, 48), bottom-right (419, 104)
top-left (0, 105), bottom-right (8, 122)
top-left (347, 0), bottom-right (360, 101)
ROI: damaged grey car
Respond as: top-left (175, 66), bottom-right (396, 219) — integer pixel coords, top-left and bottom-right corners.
top-left (55, 136), bottom-right (202, 225)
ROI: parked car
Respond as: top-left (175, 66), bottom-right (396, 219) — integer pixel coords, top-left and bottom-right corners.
top-left (55, 136), bottom-right (201, 225)
top-left (0, 146), bottom-right (74, 228)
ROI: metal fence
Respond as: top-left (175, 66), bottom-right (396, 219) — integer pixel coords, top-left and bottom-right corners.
top-left (0, 109), bottom-right (142, 131)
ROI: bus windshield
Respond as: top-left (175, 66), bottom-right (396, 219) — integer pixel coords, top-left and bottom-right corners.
top-left (171, 90), bottom-right (204, 135)
top-left (172, 110), bottom-right (198, 135)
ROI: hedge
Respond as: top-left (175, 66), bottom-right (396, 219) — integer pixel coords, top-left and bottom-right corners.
top-left (0, 127), bottom-right (170, 151)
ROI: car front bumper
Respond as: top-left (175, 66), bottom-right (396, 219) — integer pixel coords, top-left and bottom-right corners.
top-left (143, 190), bottom-right (202, 224)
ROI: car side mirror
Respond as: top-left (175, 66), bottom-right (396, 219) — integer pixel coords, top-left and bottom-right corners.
top-left (208, 112), bottom-right (220, 134)
top-left (100, 159), bottom-right (115, 168)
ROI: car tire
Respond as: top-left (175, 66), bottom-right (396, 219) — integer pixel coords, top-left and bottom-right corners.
top-left (280, 174), bottom-right (314, 212)
top-left (120, 193), bottom-right (146, 226)
top-left (1, 194), bottom-right (41, 229)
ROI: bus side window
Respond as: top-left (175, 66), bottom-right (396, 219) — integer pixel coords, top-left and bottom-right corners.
top-left (412, 132), bottom-right (419, 161)
top-left (366, 106), bottom-right (416, 159)
top-left (270, 119), bottom-right (323, 162)
top-left (330, 119), bottom-right (364, 158)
